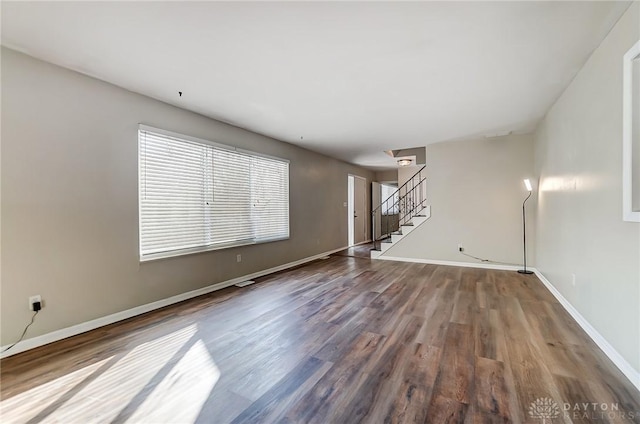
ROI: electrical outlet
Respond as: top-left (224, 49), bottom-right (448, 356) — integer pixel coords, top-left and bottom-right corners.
top-left (236, 254), bottom-right (242, 263)
top-left (571, 273), bottom-right (576, 287)
top-left (458, 244), bottom-right (464, 252)
top-left (28, 295), bottom-right (42, 311)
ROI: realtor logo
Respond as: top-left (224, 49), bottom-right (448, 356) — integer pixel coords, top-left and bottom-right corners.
top-left (529, 397), bottom-right (560, 423)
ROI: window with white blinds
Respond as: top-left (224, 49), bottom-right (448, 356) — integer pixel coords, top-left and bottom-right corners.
top-left (138, 126), bottom-right (289, 261)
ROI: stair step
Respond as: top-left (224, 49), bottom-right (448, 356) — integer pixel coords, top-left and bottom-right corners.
top-left (400, 225), bottom-right (416, 234)
top-left (371, 204), bottom-right (432, 260)
top-left (411, 216), bottom-right (428, 225)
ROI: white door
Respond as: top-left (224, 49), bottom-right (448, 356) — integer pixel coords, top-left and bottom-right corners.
top-left (353, 176), bottom-right (367, 244)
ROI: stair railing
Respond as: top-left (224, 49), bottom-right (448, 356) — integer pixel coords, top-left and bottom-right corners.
top-left (372, 166), bottom-right (427, 251)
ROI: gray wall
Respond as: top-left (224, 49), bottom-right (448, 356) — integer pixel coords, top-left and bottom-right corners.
top-left (534, 3), bottom-right (640, 372)
top-left (1, 47), bottom-right (374, 345)
top-left (384, 134), bottom-right (536, 265)
top-left (374, 170), bottom-right (398, 184)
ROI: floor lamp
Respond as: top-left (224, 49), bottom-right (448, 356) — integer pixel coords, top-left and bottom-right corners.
top-left (518, 179), bottom-right (534, 274)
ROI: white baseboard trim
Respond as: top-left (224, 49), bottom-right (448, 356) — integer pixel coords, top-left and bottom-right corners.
top-left (533, 270), bottom-right (640, 392)
top-left (352, 239), bottom-right (372, 247)
top-left (6, 248), bottom-right (637, 393)
top-left (0, 245), bottom-right (349, 359)
top-left (376, 255), bottom-right (521, 271)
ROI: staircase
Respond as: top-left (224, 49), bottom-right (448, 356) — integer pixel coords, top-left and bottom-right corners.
top-left (371, 166), bottom-right (431, 259)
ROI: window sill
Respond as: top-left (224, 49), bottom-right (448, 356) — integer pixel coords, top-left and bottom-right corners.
top-left (139, 236), bottom-right (290, 263)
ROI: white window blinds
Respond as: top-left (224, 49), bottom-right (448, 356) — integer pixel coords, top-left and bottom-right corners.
top-left (139, 126), bottom-right (289, 260)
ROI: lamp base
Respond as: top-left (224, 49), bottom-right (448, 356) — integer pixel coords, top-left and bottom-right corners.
top-left (517, 269), bottom-right (534, 274)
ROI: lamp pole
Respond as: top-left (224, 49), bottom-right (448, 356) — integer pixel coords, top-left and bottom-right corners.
top-left (518, 180), bottom-right (534, 275)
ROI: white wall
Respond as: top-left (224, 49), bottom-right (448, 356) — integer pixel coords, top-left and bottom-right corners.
top-left (384, 134), bottom-right (535, 265)
top-left (0, 47), bottom-right (374, 345)
top-left (397, 164), bottom-right (421, 189)
top-left (534, 3), bottom-right (640, 373)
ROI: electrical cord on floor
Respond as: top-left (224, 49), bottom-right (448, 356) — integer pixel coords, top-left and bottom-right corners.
top-left (459, 251), bottom-right (519, 267)
top-left (2, 311), bottom-right (38, 353)
top-left (461, 251), bottom-right (491, 262)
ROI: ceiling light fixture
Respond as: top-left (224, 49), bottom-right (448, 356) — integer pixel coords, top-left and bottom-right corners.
top-left (397, 159), bottom-right (412, 167)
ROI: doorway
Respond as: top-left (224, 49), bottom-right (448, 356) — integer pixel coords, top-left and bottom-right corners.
top-left (348, 175), bottom-right (367, 246)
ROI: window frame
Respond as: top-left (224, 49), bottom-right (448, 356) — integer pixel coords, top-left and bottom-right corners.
top-left (623, 40), bottom-right (640, 222)
top-left (138, 124), bottom-right (290, 262)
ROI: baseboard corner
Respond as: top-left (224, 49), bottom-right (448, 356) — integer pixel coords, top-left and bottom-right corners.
top-left (532, 269), bottom-right (640, 392)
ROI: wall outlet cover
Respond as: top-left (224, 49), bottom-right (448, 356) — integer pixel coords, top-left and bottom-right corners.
top-left (28, 295), bottom-right (42, 311)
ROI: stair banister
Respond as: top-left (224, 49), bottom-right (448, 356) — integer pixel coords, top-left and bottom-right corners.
top-left (372, 165), bottom-right (426, 251)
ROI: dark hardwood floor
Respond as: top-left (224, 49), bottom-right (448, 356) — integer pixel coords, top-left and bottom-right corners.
top-left (333, 242), bottom-right (375, 259)
top-left (1, 255), bottom-right (639, 423)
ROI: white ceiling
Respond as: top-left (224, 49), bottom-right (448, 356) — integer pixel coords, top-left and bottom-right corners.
top-left (1, 1), bottom-right (630, 169)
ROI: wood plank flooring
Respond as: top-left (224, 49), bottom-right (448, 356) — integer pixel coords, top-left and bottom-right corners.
top-left (1, 254), bottom-right (639, 423)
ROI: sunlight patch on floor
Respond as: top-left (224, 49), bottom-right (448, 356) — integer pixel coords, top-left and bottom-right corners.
top-left (125, 339), bottom-right (220, 423)
top-left (1, 324), bottom-right (200, 422)
top-left (0, 356), bottom-right (111, 421)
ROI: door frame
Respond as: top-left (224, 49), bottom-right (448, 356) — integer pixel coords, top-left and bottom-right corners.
top-left (348, 174), bottom-right (367, 247)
